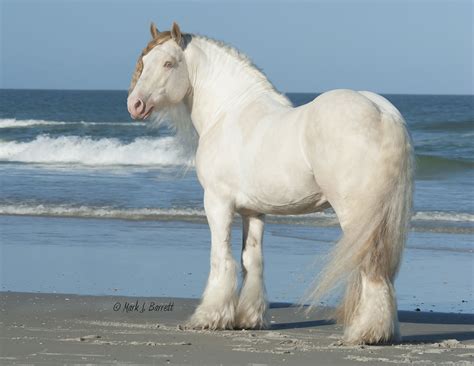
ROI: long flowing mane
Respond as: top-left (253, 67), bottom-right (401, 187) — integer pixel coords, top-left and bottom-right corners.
top-left (192, 35), bottom-right (292, 108)
top-left (150, 34), bottom-right (292, 164)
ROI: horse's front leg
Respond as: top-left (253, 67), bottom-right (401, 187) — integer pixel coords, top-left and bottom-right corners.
top-left (235, 214), bottom-right (268, 329)
top-left (188, 191), bottom-right (237, 330)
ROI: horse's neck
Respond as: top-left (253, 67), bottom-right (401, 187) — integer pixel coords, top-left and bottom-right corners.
top-left (184, 37), bottom-right (291, 135)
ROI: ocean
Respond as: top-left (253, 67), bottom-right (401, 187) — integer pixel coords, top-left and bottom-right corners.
top-left (0, 89), bottom-right (472, 313)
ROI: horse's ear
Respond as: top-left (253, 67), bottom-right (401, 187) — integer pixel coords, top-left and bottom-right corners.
top-left (150, 22), bottom-right (159, 39)
top-left (171, 22), bottom-right (182, 45)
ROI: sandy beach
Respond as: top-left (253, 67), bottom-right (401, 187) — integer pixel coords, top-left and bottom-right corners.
top-left (1, 292), bottom-right (472, 365)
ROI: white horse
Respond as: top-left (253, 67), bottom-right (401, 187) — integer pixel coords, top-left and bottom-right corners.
top-left (127, 22), bottom-right (414, 345)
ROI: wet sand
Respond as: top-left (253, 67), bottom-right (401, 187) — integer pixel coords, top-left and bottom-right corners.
top-left (0, 292), bottom-right (473, 365)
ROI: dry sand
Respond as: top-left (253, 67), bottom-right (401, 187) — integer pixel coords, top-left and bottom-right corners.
top-left (0, 292), bottom-right (472, 365)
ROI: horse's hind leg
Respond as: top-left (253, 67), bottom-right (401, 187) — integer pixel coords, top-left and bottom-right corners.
top-left (235, 214), bottom-right (268, 329)
top-left (333, 209), bottom-right (404, 344)
top-left (341, 267), bottom-right (400, 344)
top-left (188, 190), bottom-right (238, 329)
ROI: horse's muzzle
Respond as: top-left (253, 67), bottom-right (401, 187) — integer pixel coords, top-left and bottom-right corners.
top-left (127, 96), bottom-right (154, 120)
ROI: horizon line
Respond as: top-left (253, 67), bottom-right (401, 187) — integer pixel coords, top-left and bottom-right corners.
top-left (0, 87), bottom-right (473, 97)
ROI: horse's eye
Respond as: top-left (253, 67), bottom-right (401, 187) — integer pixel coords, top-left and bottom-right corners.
top-left (164, 61), bottom-right (173, 69)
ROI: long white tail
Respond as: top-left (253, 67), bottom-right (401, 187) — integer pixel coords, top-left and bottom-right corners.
top-left (305, 94), bottom-right (414, 344)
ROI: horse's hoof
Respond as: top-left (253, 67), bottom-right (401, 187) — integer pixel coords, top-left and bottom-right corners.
top-left (234, 317), bottom-right (268, 330)
top-left (186, 319), bottom-right (234, 330)
top-left (188, 308), bottom-right (235, 330)
top-left (235, 301), bottom-right (268, 330)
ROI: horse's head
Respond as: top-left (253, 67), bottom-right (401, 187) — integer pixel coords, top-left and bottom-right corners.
top-left (127, 22), bottom-right (190, 120)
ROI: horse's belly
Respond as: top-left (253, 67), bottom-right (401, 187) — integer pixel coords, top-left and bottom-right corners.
top-left (237, 194), bottom-right (330, 216)
top-left (236, 175), bottom-right (330, 215)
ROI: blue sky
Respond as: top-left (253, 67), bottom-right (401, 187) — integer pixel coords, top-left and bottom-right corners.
top-left (1, 0), bottom-right (472, 94)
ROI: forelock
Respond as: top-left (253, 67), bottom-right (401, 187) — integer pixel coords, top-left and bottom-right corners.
top-left (128, 31), bottom-right (173, 94)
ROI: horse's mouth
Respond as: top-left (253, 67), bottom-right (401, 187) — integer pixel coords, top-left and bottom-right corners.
top-left (142, 106), bottom-right (154, 120)
top-left (131, 105), bottom-right (154, 121)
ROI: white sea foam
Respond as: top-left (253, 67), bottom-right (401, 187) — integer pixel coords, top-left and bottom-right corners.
top-left (0, 204), bottom-right (205, 221)
top-left (0, 203), bottom-right (338, 226)
top-left (0, 119), bottom-right (67, 128)
top-left (0, 203), bottom-right (472, 225)
top-left (412, 211), bottom-right (474, 223)
top-left (0, 118), bottom-right (145, 128)
top-left (0, 135), bottom-right (188, 166)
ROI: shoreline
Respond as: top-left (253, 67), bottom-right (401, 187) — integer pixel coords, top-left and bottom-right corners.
top-left (1, 215), bottom-right (472, 315)
top-left (1, 291), bottom-right (473, 365)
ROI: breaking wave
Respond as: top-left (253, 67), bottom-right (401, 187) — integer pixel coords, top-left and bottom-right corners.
top-left (0, 118), bottom-right (145, 128)
top-left (0, 135), bottom-right (188, 166)
top-left (1, 133), bottom-right (472, 176)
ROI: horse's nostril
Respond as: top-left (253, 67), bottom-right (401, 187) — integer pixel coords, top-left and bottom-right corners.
top-left (134, 99), bottom-right (146, 113)
top-left (128, 97), bottom-right (148, 118)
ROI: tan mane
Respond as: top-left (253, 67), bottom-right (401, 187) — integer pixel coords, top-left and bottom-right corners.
top-left (129, 31), bottom-right (172, 94)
